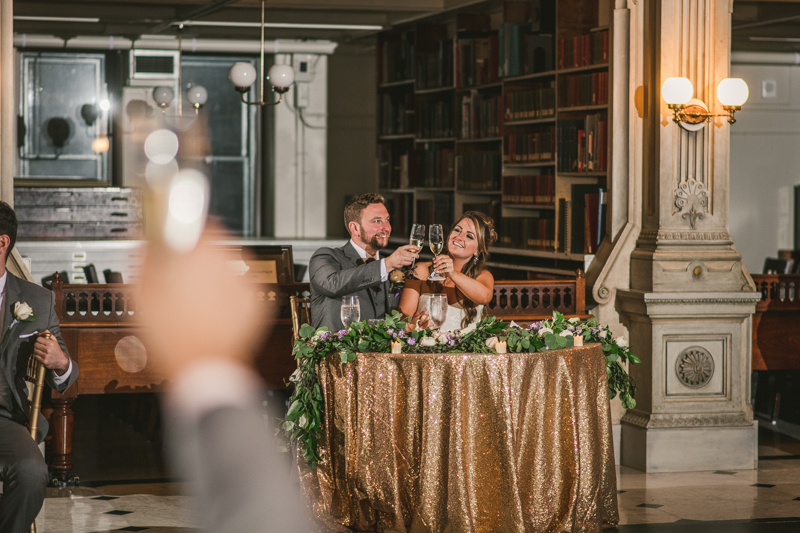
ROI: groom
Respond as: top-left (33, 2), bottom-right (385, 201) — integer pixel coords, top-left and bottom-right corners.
top-left (0, 201), bottom-right (78, 533)
top-left (309, 193), bottom-right (419, 332)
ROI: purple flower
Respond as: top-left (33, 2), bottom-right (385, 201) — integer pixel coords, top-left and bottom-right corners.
top-left (398, 330), bottom-right (407, 338)
top-left (407, 337), bottom-right (417, 346)
top-left (566, 325), bottom-right (575, 332)
top-left (319, 331), bottom-right (330, 341)
top-left (387, 328), bottom-right (395, 335)
top-left (337, 329), bottom-right (348, 339)
top-left (448, 339), bottom-right (456, 346)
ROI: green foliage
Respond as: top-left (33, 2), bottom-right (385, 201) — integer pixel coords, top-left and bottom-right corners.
top-left (280, 309), bottom-right (639, 470)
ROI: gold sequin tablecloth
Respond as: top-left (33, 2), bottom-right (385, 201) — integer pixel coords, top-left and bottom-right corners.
top-left (299, 344), bottom-right (619, 533)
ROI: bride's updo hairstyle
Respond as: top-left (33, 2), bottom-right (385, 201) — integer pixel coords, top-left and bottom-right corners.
top-left (444, 211), bottom-right (498, 328)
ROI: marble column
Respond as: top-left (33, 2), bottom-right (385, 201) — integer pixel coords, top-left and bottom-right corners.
top-left (616, 0), bottom-right (760, 472)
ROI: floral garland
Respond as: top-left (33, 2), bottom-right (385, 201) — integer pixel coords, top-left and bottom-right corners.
top-left (282, 310), bottom-right (639, 470)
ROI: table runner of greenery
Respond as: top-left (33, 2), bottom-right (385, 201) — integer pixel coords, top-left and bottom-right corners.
top-left (282, 311), bottom-right (639, 469)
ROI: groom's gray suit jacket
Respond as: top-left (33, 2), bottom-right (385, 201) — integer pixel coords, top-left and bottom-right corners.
top-left (0, 272), bottom-right (77, 440)
top-left (309, 242), bottom-right (399, 332)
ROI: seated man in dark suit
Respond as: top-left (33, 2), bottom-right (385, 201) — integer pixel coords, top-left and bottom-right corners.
top-left (0, 202), bottom-right (78, 533)
top-left (309, 193), bottom-right (419, 332)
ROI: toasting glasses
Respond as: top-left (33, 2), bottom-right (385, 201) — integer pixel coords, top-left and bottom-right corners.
top-left (427, 224), bottom-right (445, 281)
top-left (409, 224), bottom-right (425, 270)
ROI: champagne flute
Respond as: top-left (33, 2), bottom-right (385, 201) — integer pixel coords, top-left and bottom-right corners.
top-left (408, 224), bottom-right (425, 270)
top-left (428, 224), bottom-right (445, 281)
top-left (340, 296), bottom-right (360, 328)
top-left (428, 294), bottom-right (448, 330)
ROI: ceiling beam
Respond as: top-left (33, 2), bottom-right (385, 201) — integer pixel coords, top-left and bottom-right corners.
top-left (149, 0), bottom-right (240, 33)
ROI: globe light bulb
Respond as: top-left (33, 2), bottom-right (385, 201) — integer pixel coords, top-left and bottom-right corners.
top-left (717, 78), bottom-right (749, 107)
top-left (186, 85), bottom-right (208, 108)
top-left (661, 77), bottom-right (693, 105)
top-left (152, 86), bottom-right (174, 108)
top-left (91, 134), bottom-right (110, 154)
top-left (229, 62), bottom-right (257, 89)
top-left (99, 99), bottom-right (110, 111)
top-left (267, 64), bottom-right (295, 89)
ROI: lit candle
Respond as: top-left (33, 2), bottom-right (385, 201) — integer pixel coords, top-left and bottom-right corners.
top-left (391, 340), bottom-right (402, 354)
top-left (495, 341), bottom-right (507, 354)
top-left (573, 335), bottom-right (584, 347)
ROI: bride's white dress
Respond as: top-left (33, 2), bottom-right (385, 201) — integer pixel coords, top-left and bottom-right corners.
top-left (418, 294), bottom-right (483, 332)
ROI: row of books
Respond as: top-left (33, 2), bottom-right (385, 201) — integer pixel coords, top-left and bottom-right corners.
top-left (416, 195), bottom-right (454, 228)
top-left (417, 39), bottom-right (454, 90)
top-left (417, 99), bottom-right (454, 139)
top-left (557, 185), bottom-right (607, 255)
top-left (461, 93), bottom-right (503, 139)
top-left (385, 194), bottom-right (413, 237)
top-left (559, 71), bottom-right (609, 108)
top-left (505, 81), bottom-right (556, 121)
top-left (499, 23), bottom-right (554, 78)
top-left (378, 145), bottom-right (455, 189)
top-left (420, 147), bottom-right (455, 188)
top-left (456, 152), bottom-right (502, 191)
top-left (380, 93), bottom-right (414, 136)
top-left (557, 115), bottom-right (608, 173)
top-left (503, 129), bottom-right (555, 163)
top-left (381, 33), bottom-right (415, 84)
top-left (457, 33), bottom-right (500, 88)
top-left (462, 200), bottom-right (500, 226)
top-left (502, 174), bottom-right (555, 205)
top-left (499, 216), bottom-right (556, 251)
top-left (558, 29), bottom-right (609, 70)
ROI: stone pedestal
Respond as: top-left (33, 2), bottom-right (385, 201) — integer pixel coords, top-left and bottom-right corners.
top-left (618, 290), bottom-right (759, 472)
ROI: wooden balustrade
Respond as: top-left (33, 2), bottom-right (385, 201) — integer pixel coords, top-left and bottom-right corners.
top-left (751, 274), bottom-right (800, 371)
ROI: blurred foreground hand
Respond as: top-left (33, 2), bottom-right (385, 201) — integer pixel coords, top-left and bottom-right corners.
top-left (138, 224), bottom-right (259, 380)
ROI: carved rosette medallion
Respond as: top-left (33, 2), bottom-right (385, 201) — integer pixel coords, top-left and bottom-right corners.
top-left (675, 346), bottom-right (714, 388)
top-left (674, 179), bottom-right (709, 229)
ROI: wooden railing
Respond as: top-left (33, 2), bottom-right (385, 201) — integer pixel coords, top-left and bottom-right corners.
top-left (751, 274), bottom-right (800, 371)
top-left (485, 270), bottom-right (587, 322)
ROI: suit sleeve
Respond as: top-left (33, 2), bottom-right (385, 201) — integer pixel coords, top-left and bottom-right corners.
top-left (309, 248), bottom-right (383, 298)
top-left (44, 290), bottom-right (78, 393)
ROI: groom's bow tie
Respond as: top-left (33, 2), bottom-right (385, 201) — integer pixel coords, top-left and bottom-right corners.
top-left (356, 257), bottom-right (381, 292)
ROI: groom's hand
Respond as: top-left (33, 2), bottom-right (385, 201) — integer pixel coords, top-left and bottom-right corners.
top-left (34, 331), bottom-right (70, 375)
top-left (385, 245), bottom-right (419, 272)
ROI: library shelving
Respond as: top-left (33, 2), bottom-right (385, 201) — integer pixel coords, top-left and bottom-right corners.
top-left (376, 0), bottom-right (611, 276)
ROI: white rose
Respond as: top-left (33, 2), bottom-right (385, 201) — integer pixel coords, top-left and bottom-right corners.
top-left (299, 415), bottom-right (308, 428)
top-left (617, 336), bottom-right (628, 348)
top-left (568, 317), bottom-right (580, 324)
top-left (598, 330), bottom-right (607, 339)
top-left (14, 302), bottom-right (33, 321)
top-left (485, 336), bottom-right (499, 349)
top-left (434, 331), bottom-right (449, 345)
top-left (509, 320), bottom-right (522, 329)
top-left (289, 368), bottom-right (303, 382)
top-left (538, 327), bottom-right (553, 337)
top-left (460, 323), bottom-right (478, 336)
top-left (559, 330), bottom-right (573, 337)
top-left (420, 337), bottom-right (436, 347)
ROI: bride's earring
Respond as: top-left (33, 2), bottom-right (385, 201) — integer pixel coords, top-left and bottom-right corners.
top-left (472, 254), bottom-right (479, 265)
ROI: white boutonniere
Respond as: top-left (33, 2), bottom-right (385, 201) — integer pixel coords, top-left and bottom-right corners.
top-left (2, 302), bottom-right (37, 347)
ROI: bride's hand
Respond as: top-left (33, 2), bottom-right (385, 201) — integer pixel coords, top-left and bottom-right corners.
top-left (433, 255), bottom-right (455, 277)
top-left (406, 310), bottom-right (432, 331)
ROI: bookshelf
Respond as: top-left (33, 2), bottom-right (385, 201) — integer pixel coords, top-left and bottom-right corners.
top-left (376, 0), bottom-right (611, 276)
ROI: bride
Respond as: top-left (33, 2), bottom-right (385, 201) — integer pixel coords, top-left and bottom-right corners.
top-left (399, 211), bottom-right (497, 331)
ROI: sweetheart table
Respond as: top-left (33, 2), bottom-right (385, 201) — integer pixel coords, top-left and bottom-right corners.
top-left (299, 344), bottom-right (619, 533)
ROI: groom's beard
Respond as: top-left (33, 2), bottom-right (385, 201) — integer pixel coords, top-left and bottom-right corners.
top-left (360, 225), bottom-right (389, 251)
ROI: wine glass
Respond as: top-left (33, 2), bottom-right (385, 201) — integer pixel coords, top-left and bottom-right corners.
top-left (428, 294), bottom-right (448, 330)
top-left (408, 224), bottom-right (425, 270)
top-left (428, 224), bottom-right (445, 281)
top-left (340, 296), bottom-right (360, 328)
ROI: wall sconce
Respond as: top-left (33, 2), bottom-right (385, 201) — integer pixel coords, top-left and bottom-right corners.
top-left (662, 77), bottom-right (749, 130)
top-left (228, 0), bottom-right (295, 106)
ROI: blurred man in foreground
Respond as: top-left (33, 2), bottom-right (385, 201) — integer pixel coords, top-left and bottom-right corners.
top-left (139, 226), bottom-right (307, 533)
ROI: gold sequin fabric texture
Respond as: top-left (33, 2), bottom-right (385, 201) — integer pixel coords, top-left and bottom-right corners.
top-left (298, 344), bottom-right (619, 533)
